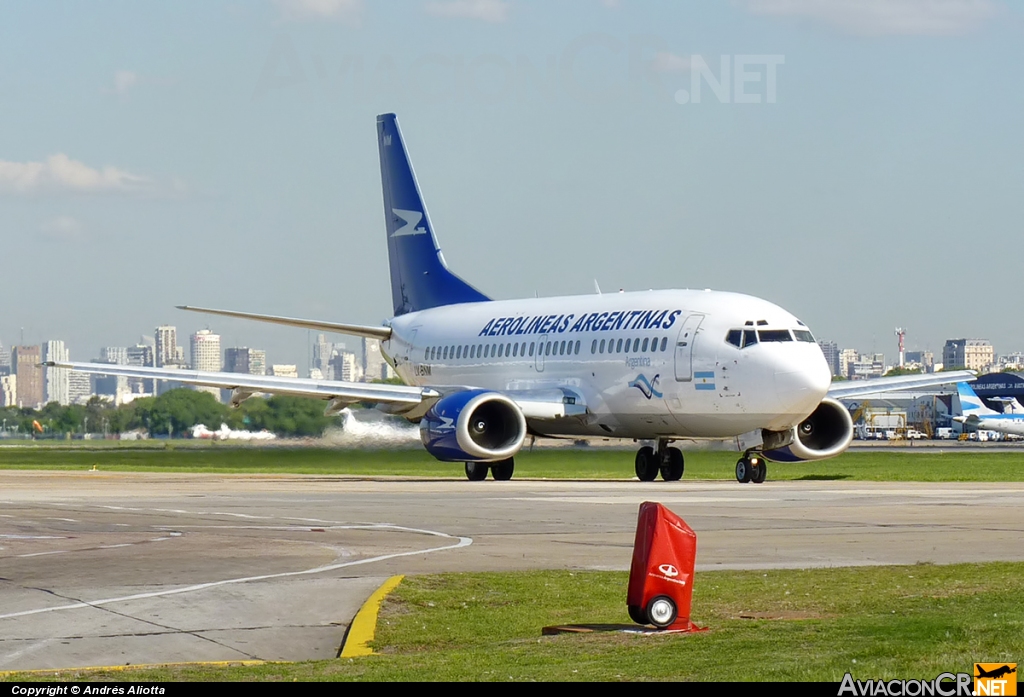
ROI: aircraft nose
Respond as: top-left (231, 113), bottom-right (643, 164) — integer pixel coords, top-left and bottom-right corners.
top-left (774, 355), bottom-right (831, 414)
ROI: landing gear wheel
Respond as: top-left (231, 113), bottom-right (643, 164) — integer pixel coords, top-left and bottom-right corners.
top-left (491, 457), bottom-right (514, 481)
top-left (627, 604), bottom-right (647, 625)
top-left (660, 447), bottom-right (684, 481)
top-left (635, 446), bottom-right (658, 482)
top-left (465, 462), bottom-right (488, 481)
top-left (646, 595), bottom-right (678, 629)
top-left (735, 457), bottom-right (753, 484)
top-left (750, 457), bottom-right (767, 484)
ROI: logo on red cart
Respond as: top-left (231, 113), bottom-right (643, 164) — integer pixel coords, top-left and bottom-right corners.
top-left (658, 564), bottom-right (679, 578)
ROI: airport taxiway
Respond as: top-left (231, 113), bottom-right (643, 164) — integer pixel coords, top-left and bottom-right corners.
top-left (2, 471), bottom-right (1023, 671)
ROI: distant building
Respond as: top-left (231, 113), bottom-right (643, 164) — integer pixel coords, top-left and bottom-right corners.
top-left (271, 364), bottom-right (298, 378)
top-left (942, 339), bottom-right (993, 372)
top-left (330, 351), bottom-right (359, 382)
top-left (849, 353), bottom-right (885, 380)
top-left (362, 337), bottom-right (389, 382)
top-left (0, 374), bottom-right (16, 407)
top-left (43, 340), bottom-right (70, 406)
top-left (155, 326), bottom-right (180, 368)
top-left (13, 346), bottom-right (43, 409)
top-left (126, 344), bottom-right (155, 395)
top-left (817, 341), bottom-right (840, 377)
top-left (190, 330), bottom-right (221, 399)
top-left (225, 347), bottom-right (268, 376)
top-left (839, 349), bottom-right (858, 379)
top-left (68, 372), bottom-right (92, 405)
top-left (0, 342), bottom-right (10, 372)
top-left (313, 334), bottom-right (340, 379)
top-left (904, 350), bottom-right (935, 373)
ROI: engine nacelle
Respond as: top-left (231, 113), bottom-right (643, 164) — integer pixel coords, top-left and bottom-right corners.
top-left (420, 390), bottom-right (527, 462)
top-left (762, 397), bottom-right (854, 462)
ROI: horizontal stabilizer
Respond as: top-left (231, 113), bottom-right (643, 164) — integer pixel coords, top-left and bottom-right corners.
top-left (177, 306), bottom-right (392, 341)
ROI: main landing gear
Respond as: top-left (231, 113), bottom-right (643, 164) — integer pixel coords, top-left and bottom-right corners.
top-left (735, 451), bottom-right (767, 484)
top-left (635, 440), bottom-right (684, 482)
top-left (464, 457), bottom-right (515, 481)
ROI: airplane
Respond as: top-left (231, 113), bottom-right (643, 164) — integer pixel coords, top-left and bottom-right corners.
top-left (952, 381), bottom-right (1024, 437)
top-left (47, 113), bottom-right (977, 484)
top-left (975, 665), bottom-right (1016, 680)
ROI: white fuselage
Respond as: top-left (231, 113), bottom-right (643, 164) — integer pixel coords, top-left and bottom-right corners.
top-left (383, 289), bottom-right (831, 440)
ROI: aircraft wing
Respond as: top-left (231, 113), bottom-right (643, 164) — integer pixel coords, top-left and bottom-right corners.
top-left (47, 361), bottom-right (434, 409)
top-left (47, 362), bottom-right (583, 420)
top-left (827, 370), bottom-right (976, 400)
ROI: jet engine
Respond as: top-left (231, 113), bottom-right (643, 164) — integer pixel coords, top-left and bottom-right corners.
top-left (420, 390), bottom-right (527, 462)
top-left (761, 397), bottom-right (854, 462)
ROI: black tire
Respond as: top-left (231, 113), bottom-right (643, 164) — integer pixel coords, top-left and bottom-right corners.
top-left (627, 604), bottom-right (647, 625)
top-left (491, 457), bottom-right (514, 481)
top-left (735, 457), bottom-right (752, 484)
top-left (646, 595), bottom-right (678, 629)
top-left (465, 462), bottom-right (488, 481)
top-left (635, 446), bottom-right (658, 481)
top-left (750, 457), bottom-right (767, 484)
top-left (660, 447), bottom-right (684, 481)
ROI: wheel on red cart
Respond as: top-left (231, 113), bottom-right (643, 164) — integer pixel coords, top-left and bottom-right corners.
top-left (627, 604), bottom-right (647, 625)
top-left (646, 595), bottom-right (678, 629)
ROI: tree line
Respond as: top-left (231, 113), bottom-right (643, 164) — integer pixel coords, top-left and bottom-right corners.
top-left (0, 389), bottom-right (342, 438)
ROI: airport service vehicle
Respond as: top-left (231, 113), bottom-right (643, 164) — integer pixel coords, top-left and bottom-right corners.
top-left (952, 382), bottom-right (1024, 438)
top-left (49, 114), bottom-right (975, 483)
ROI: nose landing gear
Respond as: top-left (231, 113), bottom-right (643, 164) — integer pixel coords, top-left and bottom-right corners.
top-left (735, 452), bottom-right (767, 484)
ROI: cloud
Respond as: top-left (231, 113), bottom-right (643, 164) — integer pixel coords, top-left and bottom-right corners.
top-left (651, 52), bottom-right (691, 73)
top-left (273, 0), bottom-right (363, 22)
top-left (0, 154), bottom-right (152, 195)
top-left (113, 70), bottom-right (139, 95)
top-left (425, 0), bottom-right (510, 22)
top-left (39, 216), bottom-right (85, 241)
top-left (744, 0), bottom-right (998, 36)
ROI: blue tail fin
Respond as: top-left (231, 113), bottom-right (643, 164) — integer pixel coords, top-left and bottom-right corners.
top-left (377, 114), bottom-right (491, 316)
top-left (957, 382), bottom-right (996, 415)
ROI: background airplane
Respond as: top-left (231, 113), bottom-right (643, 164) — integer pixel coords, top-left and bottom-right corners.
top-left (50, 114), bottom-right (975, 484)
top-left (953, 382), bottom-right (1024, 437)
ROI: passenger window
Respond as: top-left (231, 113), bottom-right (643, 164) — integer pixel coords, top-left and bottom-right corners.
top-left (616, 338), bottom-right (623, 353)
top-left (513, 343), bottom-right (519, 357)
top-left (443, 346), bottom-right (449, 360)
top-left (741, 330), bottom-right (758, 348)
top-left (591, 339), bottom-right (597, 354)
top-left (522, 342), bottom-right (527, 356)
top-left (726, 330), bottom-right (742, 347)
top-left (600, 339), bottom-right (606, 353)
top-left (456, 346), bottom-right (462, 359)
top-left (660, 337), bottom-right (668, 351)
top-left (632, 338), bottom-right (640, 352)
top-left (641, 338), bottom-right (649, 352)
top-left (529, 342), bottom-right (535, 357)
top-left (758, 330), bottom-right (793, 342)
top-left (575, 340), bottom-right (581, 355)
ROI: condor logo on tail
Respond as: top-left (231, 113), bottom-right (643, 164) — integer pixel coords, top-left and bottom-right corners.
top-left (391, 209), bottom-right (428, 238)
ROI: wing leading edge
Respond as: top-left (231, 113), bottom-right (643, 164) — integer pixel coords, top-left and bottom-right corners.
top-left (827, 370), bottom-right (976, 400)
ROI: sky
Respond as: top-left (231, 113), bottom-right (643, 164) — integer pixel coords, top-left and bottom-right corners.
top-left (2, 0), bottom-right (1022, 370)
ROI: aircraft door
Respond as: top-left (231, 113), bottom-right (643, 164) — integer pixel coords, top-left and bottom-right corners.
top-left (535, 334), bottom-right (547, 373)
top-left (673, 314), bottom-right (704, 382)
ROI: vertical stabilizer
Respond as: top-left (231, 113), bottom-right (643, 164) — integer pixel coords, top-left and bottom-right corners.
top-left (957, 382), bottom-right (997, 415)
top-left (377, 113), bottom-right (491, 316)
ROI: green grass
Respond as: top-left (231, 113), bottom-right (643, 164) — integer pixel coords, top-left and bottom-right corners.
top-left (15, 562), bottom-right (1022, 682)
top-left (0, 445), bottom-right (1023, 481)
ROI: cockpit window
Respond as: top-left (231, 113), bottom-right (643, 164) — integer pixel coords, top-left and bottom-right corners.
top-left (793, 329), bottom-right (815, 343)
top-left (726, 329), bottom-right (742, 347)
top-left (741, 329), bottom-right (758, 348)
top-left (758, 330), bottom-right (793, 342)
